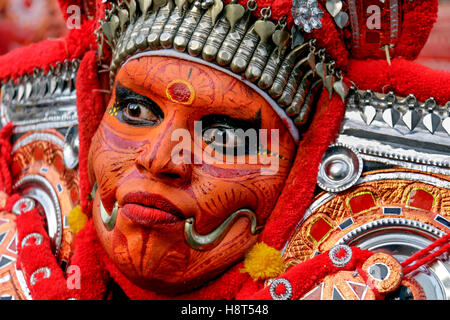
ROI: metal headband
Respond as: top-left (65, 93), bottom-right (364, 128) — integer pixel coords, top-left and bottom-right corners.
top-left (96, 0), bottom-right (349, 137)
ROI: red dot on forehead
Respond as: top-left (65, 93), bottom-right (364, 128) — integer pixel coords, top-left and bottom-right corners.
top-left (169, 82), bottom-right (190, 102)
top-left (166, 80), bottom-right (195, 105)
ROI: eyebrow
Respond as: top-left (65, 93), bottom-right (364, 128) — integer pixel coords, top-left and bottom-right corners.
top-left (115, 82), bottom-right (151, 102)
top-left (114, 82), bottom-right (163, 117)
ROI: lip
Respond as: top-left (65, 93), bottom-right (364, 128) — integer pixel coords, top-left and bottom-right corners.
top-left (120, 192), bottom-right (185, 228)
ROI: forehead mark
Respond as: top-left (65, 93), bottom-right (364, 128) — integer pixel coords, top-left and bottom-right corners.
top-left (166, 79), bottom-right (195, 105)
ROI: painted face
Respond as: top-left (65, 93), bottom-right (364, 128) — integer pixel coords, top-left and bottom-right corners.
top-left (88, 55), bottom-right (296, 295)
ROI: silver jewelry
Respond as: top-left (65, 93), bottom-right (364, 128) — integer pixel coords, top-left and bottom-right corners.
top-left (21, 233), bottom-right (44, 248)
top-left (269, 278), bottom-right (293, 300)
top-left (317, 143), bottom-right (363, 193)
top-left (29, 267), bottom-right (51, 286)
top-left (292, 0), bottom-right (324, 33)
top-left (336, 88), bottom-right (450, 176)
top-left (328, 244), bottom-right (352, 267)
top-left (100, 200), bottom-right (119, 231)
top-left (12, 198), bottom-right (35, 215)
top-left (0, 59), bottom-right (80, 134)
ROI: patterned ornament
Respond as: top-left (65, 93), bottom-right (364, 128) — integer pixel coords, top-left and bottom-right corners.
top-left (291, 0), bottom-right (324, 33)
top-left (269, 278), bottom-right (293, 300)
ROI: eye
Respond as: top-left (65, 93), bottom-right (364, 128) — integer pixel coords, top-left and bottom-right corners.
top-left (203, 125), bottom-right (257, 155)
top-left (203, 126), bottom-right (241, 147)
top-left (120, 101), bottom-right (162, 126)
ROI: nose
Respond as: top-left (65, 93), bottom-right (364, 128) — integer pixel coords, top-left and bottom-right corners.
top-left (135, 122), bottom-right (192, 186)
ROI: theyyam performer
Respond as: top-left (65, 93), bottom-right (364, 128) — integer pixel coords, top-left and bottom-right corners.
top-left (0, 0), bottom-right (449, 300)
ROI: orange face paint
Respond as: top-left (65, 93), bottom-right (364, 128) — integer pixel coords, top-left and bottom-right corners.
top-left (88, 55), bottom-right (296, 295)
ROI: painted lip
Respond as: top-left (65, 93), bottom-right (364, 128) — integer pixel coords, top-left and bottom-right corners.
top-left (120, 192), bottom-right (185, 228)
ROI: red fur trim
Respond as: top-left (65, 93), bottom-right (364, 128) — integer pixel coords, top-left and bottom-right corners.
top-left (347, 58), bottom-right (450, 104)
top-left (396, 0), bottom-right (438, 60)
top-left (75, 51), bottom-right (106, 215)
top-left (17, 209), bottom-right (71, 300)
top-left (58, 0), bottom-right (82, 20)
top-left (65, 20), bottom-right (97, 59)
top-left (0, 40), bottom-right (67, 81)
top-left (67, 219), bottom-right (110, 299)
top-left (16, 211), bottom-right (109, 300)
top-left (238, 247), bottom-right (373, 299)
top-left (259, 90), bottom-right (347, 250)
top-left (0, 123), bottom-right (13, 195)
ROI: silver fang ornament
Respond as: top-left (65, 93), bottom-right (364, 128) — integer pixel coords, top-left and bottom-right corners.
top-left (184, 208), bottom-right (259, 250)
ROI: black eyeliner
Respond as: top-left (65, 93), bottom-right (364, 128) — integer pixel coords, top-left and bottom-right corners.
top-left (200, 110), bottom-right (261, 131)
top-left (114, 82), bottom-right (164, 119)
top-left (200, 110), bottom-right (262, 155)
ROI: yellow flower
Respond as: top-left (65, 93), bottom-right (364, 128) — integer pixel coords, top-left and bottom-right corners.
top-left (68, 205), bottom-right (88, 234)
top-left (241, 242), bottom-right (285, 281)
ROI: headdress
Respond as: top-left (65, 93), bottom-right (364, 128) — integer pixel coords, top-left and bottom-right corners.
top-left (95, 0), bottom-right (350, 141)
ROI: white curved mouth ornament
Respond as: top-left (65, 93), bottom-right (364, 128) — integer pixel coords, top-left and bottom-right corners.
top-left (91, 183), bottom-right (118, 231)
top-left (99, 198), bottom-right (119, 231)
top-left (93, 184), bottom-right (261, 249)
top-left (183, 208), bottom-right (261, 251)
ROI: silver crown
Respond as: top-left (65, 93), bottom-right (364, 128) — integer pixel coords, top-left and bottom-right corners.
top-left (96, 0), bottom-right (349, 129)
top-left (348, 89), bottom-right (450, 135)
top-left (0, 59), bottom-right (80, 134)
top-left (335, 88), bottom-right (450, 176)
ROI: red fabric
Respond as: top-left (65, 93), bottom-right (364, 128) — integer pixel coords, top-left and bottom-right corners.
top-left (0, 123), bottom-right (13, 195)
top-left (15, 206), bottom-right (108, 300)
top-left (17, 209), bottom-right (72, 300)
top-left (401, 233), bottom-right (450, 275)
top-left (57, 0), bottom-right (83, 21)
top-left (0, 19), bottom-right (95, 82)
top-left (396, 0), bottom-right (439, 61)
top-left (416, 2), bottom-right (450, 71)
top-left (347, 58), bottom-right (450, 104)
top-left (67, 220), bottom-right (110, 299)
top-left (0, 40), bottom-right (65, 81)
top-left (0, 193), bottom-right (21, 212)
top-left (75, 50), bottom-right (106, 215)
top-left (237, 246), bottom-right (374, 299)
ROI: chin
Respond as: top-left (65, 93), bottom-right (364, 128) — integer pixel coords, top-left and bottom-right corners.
top-left (93, 197), bottom-right (259, 296)
top-left (120, 264), bottom-right (233, 296)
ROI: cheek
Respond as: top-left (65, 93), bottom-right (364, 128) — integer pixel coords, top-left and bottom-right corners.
top-left (191, 162), bottom-right (292, 233)
top-left (89, 122), bottom-right (140, 209)
top-left (238, 170), bottom-right (292, 221)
